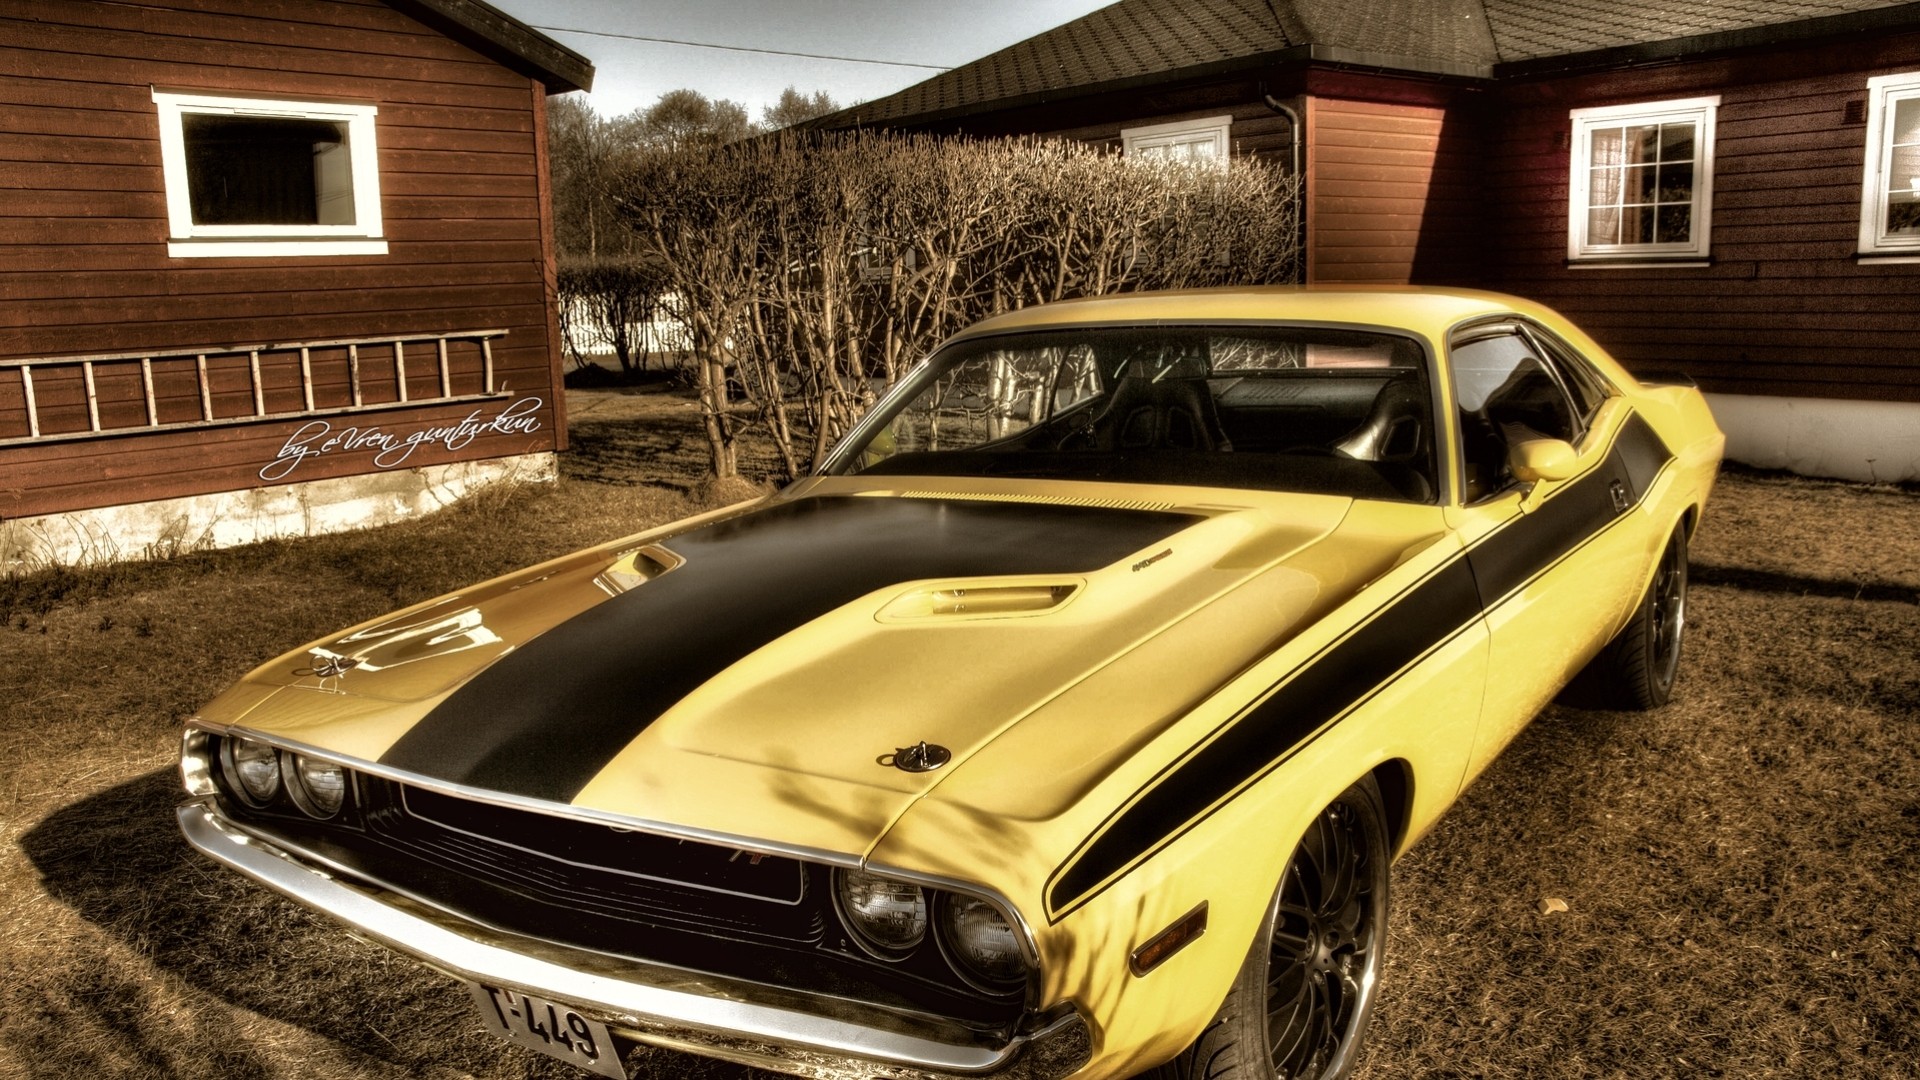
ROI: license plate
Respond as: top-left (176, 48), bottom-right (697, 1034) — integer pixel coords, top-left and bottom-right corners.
top-left (468, 982), bottom-right (625, 1078)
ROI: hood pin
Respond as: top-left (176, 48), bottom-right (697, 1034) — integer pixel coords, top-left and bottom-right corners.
top-left (879, 741), bottom-right (952, 773)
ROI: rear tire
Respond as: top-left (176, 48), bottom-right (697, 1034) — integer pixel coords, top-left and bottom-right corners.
top-left (1143, 778), bottom-right (1389, 1080)
top-left (1562, 523), bottom-right (1689, 711)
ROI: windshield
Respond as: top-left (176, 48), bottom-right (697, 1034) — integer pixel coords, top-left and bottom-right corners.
top-left (825, 325), bottom-right (1438, 502)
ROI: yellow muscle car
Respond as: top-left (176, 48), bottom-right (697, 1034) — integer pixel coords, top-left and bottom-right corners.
top-left (178, 287), bottom-right (1723, 1080)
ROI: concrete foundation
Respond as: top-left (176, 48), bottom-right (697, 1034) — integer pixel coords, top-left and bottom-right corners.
top-left (1, 451), bottom-right (557, 572)
top-left (1705, 393), bottom-right (1920, 485)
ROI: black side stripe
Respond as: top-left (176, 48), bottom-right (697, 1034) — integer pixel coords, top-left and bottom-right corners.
top-left (1044, 413), bottom-right (1674, 919)
top-left (1467, 412), bottom-right (1672, 607)
top-left (378, 496), bottom-right (1202, 804)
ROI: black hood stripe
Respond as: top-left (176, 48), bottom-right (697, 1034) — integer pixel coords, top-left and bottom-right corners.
top-left (378, 496), bottom-right (1203, 804)
top-left (1045, 414), bottom-right (1674, 918)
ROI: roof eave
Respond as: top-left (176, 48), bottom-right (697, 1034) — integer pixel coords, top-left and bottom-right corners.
top-left (819, 45), bottom-right (1494, 131)
top-left (386, 0), bottom-right (595, 93)
top-left (1495, 1), bottom-right (1920, 80)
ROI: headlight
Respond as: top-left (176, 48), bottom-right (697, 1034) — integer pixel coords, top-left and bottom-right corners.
top-left (222, 737), bottom-right (281, 806)
top-left (288, 755), bottom-right (347, 818)
top-left (939, 893), bottom-right (1027, 987)
top-left (834, 869), bottom-right (927, 955)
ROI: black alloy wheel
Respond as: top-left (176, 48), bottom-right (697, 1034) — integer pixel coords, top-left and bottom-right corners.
top-left (1646, 527), bottom-right (1688, 698)
top-left (1145, 778), bottom-right (1389, 1080)
top-left (1561, 522), bottom-right (1690, 711)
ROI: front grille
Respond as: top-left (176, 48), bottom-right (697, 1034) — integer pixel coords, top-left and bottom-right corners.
top-left (210, 752), bottom-right (1025, 1029)
top-left (360, 779), bottom-right (826, 947)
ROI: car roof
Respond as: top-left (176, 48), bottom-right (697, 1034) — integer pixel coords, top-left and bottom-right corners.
top-left (949, 286), bottom-right (1539, 343)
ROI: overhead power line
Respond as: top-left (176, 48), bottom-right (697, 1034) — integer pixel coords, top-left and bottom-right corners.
top-left (531, 25), bottom-right (952, 70)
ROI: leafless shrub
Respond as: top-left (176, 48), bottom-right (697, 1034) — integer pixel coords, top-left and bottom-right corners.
top-left (615, 131), bottom-right (1303, 480)
top-left (556, 258), bottom-right (671, 373)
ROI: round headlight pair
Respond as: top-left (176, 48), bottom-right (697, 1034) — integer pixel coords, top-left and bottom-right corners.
top-left (219, 737), bottom-right (346, 818)
top-left (833, 869), bottom-right (1027, 988)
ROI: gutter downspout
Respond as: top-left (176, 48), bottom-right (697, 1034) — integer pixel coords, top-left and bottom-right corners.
top-left (1261, 89), bottom-right (1307, 282)
top-left (1260, 92), bottom-right (1301, 177)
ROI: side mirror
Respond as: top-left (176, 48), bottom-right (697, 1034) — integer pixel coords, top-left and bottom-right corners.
top-left (1508, 437), bottom-right (1579, 482)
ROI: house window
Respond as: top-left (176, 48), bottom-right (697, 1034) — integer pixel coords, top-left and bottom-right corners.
top-left (153, 91), bottom-right (386, 258)
top-left (1568, 97), bottom-right (1718, 262)
top-left (1859, 72), bottom-right (1920, 255)
top-left (1122, 116), bottom-right (1232, 166)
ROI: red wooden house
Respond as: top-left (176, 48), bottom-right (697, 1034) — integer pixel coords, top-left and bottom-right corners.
top-left (1, 0), bottom-right (591, 568)
top-left (823, 0), bottom-right (1920, 483)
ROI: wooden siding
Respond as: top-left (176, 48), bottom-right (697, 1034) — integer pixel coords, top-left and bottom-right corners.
top-left (1486, 33), bottom-right (1920, 403)
top-left (1304, 73), bottom-right (1489, 286)
top-left (0, 0), bottom-right (563, 519)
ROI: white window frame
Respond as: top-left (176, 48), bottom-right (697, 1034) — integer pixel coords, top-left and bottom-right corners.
top-left (1858, 71), bottom-right (1920, 256)
top-left (153, 90), bottom-right (386, 258)
top-left (1122, 115), bottom-right (1232, 168)
top-left (1567, 96), bottom-right (1718, 263)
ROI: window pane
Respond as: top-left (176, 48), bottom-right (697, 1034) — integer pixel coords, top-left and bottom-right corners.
top-left (1627, 163), bottom-right (1657, 203)
top-left (1656, 161), bottom-right (1693, 203)
top-left (1893, 97), bottom-right (1920, 147)
top-left (1627, 124), bottom-right (1661, 163)
top-left (1590, 126), bottom-right (1624, 165)
top-left (1588, 166), bottom-right (1621, 207)
top-left (1890, 197), bottom-right (1920, 237)
top-left (1891, 142), bottom-right (1920, 194)
top-left (1587, 207), bottom-right (1620, 244)
top-left (1450, 333), bottom-right (1580, 498)
top-left (1657, 204), bottom-right (1692, 243)
top-left (1659, 123), bottom-right (1695, 162)
top-left (1877, 96), bottom-right (1920, 240)
top-left (1625, 204), bottom-right (1656, 244)
top-left (182, 114), bottom-right (355, 226)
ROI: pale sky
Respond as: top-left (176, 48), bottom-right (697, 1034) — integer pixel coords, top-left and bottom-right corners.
top-left (487, 0), bottom-right (1116, 121)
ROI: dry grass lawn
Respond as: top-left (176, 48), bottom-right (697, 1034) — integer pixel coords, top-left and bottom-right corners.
top-left (2, 384), bottom-right (1915, 1080)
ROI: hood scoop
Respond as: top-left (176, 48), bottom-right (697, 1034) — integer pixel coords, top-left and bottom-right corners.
top-left (878, 582), bottom-right (1080, 621)
top-left (594, 544), bottom-right (684, 596)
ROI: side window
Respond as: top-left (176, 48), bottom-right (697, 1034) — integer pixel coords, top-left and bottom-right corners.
top-left (1859, 72), bottom-right (1920, 255)
top-left (1122, 116), bottom-right (1232, 168)
top-left (1520, 324), bottom-right (1613, 429)
top-left (1568, 96), bottom-right (1718, 262)
top-left (1450, 330), bottom-right (1584, 501)
top-left (153, 90), bottom-right (386, 258)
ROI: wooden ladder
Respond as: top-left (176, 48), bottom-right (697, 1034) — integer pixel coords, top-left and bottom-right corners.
top-left (1, 329), bottom-right (508, 447)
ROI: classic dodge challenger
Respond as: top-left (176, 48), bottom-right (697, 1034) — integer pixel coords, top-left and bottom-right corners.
top-left (179, 288), bottom-right (1723, 1080)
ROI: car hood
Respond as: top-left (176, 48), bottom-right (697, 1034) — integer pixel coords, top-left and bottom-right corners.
top-left (209, 484), bottom-right (1431, 859)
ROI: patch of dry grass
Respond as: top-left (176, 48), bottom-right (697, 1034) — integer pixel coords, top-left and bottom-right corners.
top-left (3, 399), bottom-right (1916, 1080)
top-left (1357, 468), bottom-right (1920, 1079)
top-left (0, 396), bottom-right (782, 1080)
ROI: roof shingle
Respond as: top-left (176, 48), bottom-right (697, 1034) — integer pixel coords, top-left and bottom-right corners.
top-left (827, 0), bottom-right (1913, 127)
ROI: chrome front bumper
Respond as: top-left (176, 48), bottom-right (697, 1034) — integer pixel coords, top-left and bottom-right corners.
top-left (179, 800), bottom-right (1090, 1080)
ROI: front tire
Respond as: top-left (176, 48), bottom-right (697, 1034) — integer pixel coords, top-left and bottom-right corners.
top-left (1145, 778), bottom-right (1390, 1080)
top-left (1563, 523), bottom-right (1689, 711)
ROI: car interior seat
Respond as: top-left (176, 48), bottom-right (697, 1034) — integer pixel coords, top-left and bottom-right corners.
top-left (1091, 356), bottom-right (1232, 452)
top-left (1333, 372), bottom-right (1434, 501)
